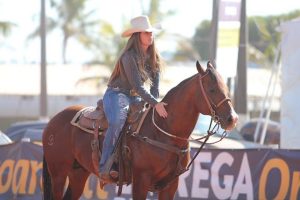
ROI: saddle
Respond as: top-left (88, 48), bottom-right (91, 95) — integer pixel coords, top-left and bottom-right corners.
top-left (71, 99), bottom-right (147, 135)
top-left (70, 99), bottom-right (150, 194)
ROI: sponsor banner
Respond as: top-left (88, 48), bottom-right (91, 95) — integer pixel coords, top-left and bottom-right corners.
top-left (1, 142), bottom-right (300, 199)
top-left (0, 142), bottom-right (43, 200)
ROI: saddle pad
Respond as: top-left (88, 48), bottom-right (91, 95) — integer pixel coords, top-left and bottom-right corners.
top-left (70, 107), bottom-right (103, 135)
top-left (82, 106), bottom-right (102, 120)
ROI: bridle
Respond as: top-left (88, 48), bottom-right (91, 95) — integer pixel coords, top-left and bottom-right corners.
top-left (198, 69), bottom-right (231, 123)
top-left (131, 69), bottom-right (234, 189)
top-left (151, 69), bottom-right (232, 142)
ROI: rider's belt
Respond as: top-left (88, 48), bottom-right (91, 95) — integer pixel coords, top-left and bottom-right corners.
top-left (109, 86), bottom-right (140, 97)
top-left (129, 89), bottom-right (139, 97)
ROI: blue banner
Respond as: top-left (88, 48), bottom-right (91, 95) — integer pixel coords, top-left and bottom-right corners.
top-left (0, 141), bottom-right (300, 199)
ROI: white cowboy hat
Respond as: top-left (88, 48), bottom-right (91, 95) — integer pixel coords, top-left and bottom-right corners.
top-left (121, 15), bottom-right (161, 37)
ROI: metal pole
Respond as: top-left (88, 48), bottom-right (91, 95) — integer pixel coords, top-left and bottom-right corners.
top-left (253, 45), bottom-right (281, 142)
top-left (259, 63), bottom-right (281, 145)
top-left (209, 0), bottom-right (219, 61)
top-left (40, 0), bottom-right (47, 118)
top-left (234, 0), bottom-right (247, 116)
top-left (258, 47), bottom-right (281, 145)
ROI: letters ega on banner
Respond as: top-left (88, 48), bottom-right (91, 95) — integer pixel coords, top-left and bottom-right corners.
top-left (0, 142), bottom-right (300, 199)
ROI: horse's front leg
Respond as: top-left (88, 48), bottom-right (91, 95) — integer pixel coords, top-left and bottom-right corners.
top-left (132, 173), bottom-right (151, 200)
top-left (158, 178), bottom-right (179, 200)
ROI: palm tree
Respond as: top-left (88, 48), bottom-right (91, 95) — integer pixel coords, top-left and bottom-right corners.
top-left (81, 20), bottom-right (125, 66)
top-left (192, 20), bottom-right (211, 61)
top-left (193, 10), bottom-right (300, 66)
top-left (87, 0), bottom-right (175, 66)
top-left (29, 0), bottom-right (100, 64)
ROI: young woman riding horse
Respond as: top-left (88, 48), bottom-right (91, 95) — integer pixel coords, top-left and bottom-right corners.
top-left (99, 15), bottom-right (167, 182)
top-left (42, 15), bottom-right (238, 200)
top-left (42, 60), bottom-right (238, 200)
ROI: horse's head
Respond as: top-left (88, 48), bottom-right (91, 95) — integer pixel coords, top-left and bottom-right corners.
top-left (196, 61), bottom-right (238, 131)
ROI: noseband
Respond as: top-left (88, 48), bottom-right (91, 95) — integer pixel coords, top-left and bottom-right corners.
top-left (145, 70), bottom-right (232, 182)
top-left (198, 70), bottom-right (231, 123)
top-left (150, 69), bottom-right (231, 142)
top-left (130, 69), bottom-right (233, 189)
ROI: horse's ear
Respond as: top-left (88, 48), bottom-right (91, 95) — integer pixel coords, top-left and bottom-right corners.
top-left (196, 60), bottom-right (205, 74)
top-left (207, 61), bottom-right (215, 69)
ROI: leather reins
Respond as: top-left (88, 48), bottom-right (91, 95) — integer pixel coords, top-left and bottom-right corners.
top-left (131, 70), bottom-right (233, 190)
top-left (151, 69), bottom-right (231, 142)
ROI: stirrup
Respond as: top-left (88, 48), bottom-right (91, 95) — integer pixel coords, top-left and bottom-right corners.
top-left (109, 170), bottom-right (119, 179)
top-left (99, 172), bottom-right (114, 184)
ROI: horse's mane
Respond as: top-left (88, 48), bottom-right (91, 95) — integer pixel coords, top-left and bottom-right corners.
top-left (162, 73), bottom-right (198, 101)
top-left (161, 67), bottom-right (229, 102)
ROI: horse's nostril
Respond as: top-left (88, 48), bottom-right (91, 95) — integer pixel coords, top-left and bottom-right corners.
top-left (227, 113), bottom-right (239, 124)
top-left (227, 115), bottom-right (233, 123)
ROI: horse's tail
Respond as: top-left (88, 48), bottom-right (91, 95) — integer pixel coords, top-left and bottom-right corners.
top-left (43, 156), bottom-right (53, 200)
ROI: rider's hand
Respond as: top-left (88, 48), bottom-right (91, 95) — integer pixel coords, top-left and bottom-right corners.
top-left (155, 102), bottom-right (168, 118)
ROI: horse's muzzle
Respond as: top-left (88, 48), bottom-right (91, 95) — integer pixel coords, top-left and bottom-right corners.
top-left (224, 111), bottom-right (239, 131)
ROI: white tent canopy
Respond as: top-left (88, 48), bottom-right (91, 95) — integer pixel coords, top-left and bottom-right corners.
top-left (280, 18), bottom-right (300, 149)
top-left (0, 131), bottom-right (12, 145)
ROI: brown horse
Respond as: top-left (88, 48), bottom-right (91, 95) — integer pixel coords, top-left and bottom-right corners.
top-left (42, 61), bottom-right (238, 200)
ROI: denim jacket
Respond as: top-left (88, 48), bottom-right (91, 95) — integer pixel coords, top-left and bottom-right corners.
top-left (108, 49), bottom-right (160, 106)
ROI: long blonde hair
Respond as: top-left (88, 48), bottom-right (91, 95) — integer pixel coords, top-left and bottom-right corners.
top-left (109, 32), bottom-right (163, 84)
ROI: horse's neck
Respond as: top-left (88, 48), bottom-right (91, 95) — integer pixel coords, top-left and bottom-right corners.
top-left (162, 78), bottom-right (199, 139)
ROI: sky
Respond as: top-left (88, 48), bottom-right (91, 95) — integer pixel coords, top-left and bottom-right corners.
top-left (0, 0), bottom-right (299, 64)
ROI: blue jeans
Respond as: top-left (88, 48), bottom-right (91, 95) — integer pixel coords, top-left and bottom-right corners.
top-left (99, 88), bottom-right (140, 172)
